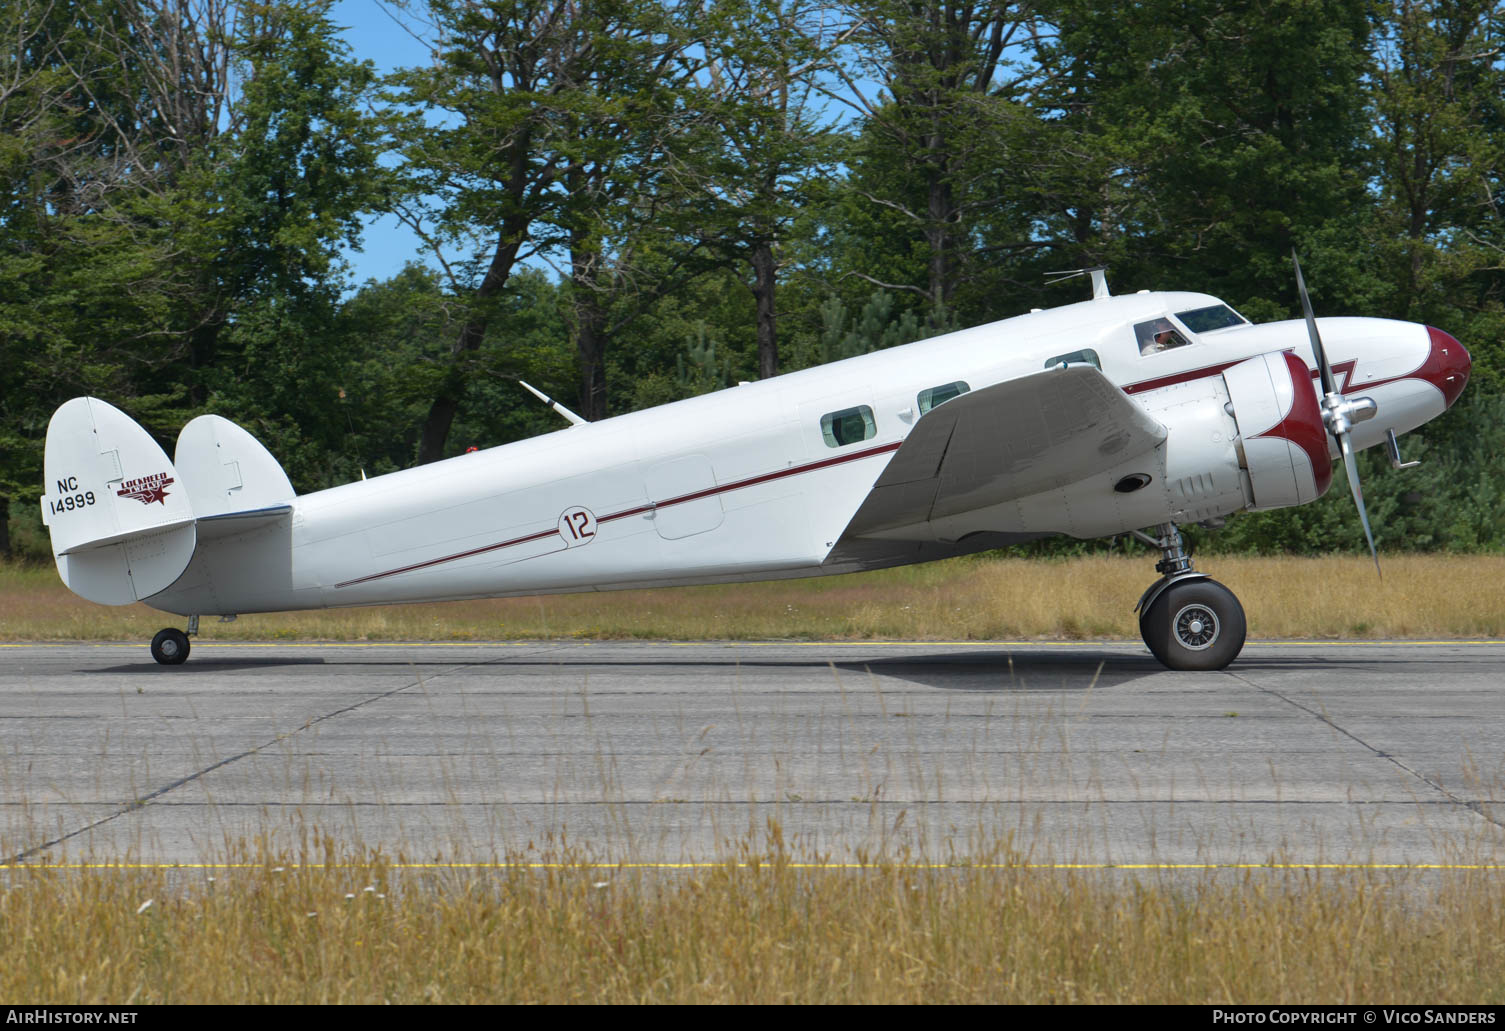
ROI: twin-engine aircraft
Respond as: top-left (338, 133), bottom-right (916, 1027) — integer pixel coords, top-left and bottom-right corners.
top-left (41, 258), bottom-right (1469, 670)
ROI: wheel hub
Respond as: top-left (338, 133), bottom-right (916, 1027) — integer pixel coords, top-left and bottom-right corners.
top-left (1172, 603), bottom-right (1219, 651)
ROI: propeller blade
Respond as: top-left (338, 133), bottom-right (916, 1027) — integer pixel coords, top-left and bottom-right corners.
top-left (1338, 432), bottom-right (1382, 579)
top-left (1295, 250), bottom-right (1381, 578)
top-left (1292, 249), bottom-right (1339, 399)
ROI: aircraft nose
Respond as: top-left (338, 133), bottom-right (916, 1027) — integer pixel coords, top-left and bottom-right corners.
top-left (1423, 326), bottom-right (1470, 409)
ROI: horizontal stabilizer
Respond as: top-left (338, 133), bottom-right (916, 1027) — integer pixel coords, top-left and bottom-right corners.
top-left (42, 397), bottom-right (197, 605)
top-left (196, 503), bottom-right (293, 542)
top-left (55, 517), bottom-right (196, 557)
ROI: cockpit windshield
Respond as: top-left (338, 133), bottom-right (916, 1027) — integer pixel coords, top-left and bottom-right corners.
top-left (1175, 304), bottom-right (1247, 333)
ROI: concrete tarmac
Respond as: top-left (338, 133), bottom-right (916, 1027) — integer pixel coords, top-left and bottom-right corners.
top-left (2, 640), bottom-right (1502, 867)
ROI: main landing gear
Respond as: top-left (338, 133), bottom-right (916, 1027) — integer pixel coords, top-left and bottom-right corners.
top-left (1132, 523), bottom-right (1246, 671)
top-left (150, 614), bottom-right (198, 666)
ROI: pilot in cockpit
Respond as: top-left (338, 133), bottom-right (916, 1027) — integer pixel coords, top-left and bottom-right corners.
top-left (1137, 318), bottom-right (1189, 355)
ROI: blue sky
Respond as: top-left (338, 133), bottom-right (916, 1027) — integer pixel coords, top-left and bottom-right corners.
top-left (330, 0), bottom-right (433, 287)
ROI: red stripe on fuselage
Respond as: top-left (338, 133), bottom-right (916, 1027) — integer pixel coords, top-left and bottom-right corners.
top-left (334, 527), bottom-right (563, 589)
top-left (599, 440), bottom-right (903, 523)
top-left (1121, 359), bottom-right (1251, 395)
top-left (335, 440), bottom-right (903, 588)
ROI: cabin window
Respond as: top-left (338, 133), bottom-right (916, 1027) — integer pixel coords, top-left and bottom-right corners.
top-left (1134, 318), bottom-right (1191, 356)
top-left (821, 405), bottom-right (877, 448)
top-left (917, 381), bottom-right (970, 415)
top-left (1176, 304), bottom-right (1247, 333)
top-left (1043, 349), bottom-right (1101, 371)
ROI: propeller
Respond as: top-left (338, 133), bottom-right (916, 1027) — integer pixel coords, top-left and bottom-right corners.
top-left (1292, 250), bottom-right (1381, 577)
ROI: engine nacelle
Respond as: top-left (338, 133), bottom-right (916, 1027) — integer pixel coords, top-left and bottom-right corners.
top-left (1150, 375), bottom-right (1247, 526)
top-left (1222, 351), bottom-right (1334, 510)
top-left (1115, 349), bottom-right (1336, 530)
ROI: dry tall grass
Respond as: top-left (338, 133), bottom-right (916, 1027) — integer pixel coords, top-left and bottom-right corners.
top-left (3, 842), bottom-right (1504, 1003)
top-left (2, 554), bottom-right (1502, 642)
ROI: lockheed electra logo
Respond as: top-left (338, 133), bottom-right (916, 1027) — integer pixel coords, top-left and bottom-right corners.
top-left (117, 471), bottom-right (174, 505)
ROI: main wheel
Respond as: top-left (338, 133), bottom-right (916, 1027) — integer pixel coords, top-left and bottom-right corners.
top-left (150, 628), bottom-right (191, 666)
top-left (1139, 579), bottom-right (1246, 671)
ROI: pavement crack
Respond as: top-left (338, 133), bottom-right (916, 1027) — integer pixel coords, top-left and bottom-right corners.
top-left (1229, 671), bottom-right (1505, 832)
top-left (6, 649), bottom-right (544, 865)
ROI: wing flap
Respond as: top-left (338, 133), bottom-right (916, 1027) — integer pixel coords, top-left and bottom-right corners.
top-left (845, 364), bottom-right (1166, 537)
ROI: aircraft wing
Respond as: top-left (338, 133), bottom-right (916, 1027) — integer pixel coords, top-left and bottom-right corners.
top-left (843, 364), bottom-right (1167, 537)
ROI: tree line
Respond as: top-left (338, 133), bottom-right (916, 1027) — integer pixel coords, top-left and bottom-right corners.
top-left (2, 0), bottom-right (1502, 560)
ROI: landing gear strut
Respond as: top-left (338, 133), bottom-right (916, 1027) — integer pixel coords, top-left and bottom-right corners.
top-left (1132, 523), bottom-right (1245, 671)
top-left (150, 614), bottom-right (198, 666)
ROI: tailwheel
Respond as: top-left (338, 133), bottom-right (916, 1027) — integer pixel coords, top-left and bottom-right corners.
top-left (150, 627), bottom-right (190, 666)
top-left (1139, 578), bottom-right (1246, 671)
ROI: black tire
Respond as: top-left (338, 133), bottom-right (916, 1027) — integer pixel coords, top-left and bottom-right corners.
top-left (1139, 579), bottom-right (1246, 671)
top-left (150, 628), bottom-right (190, 666)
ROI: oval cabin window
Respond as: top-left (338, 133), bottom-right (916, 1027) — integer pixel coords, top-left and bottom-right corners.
top-left (821, 405), bottom-right (877, 448)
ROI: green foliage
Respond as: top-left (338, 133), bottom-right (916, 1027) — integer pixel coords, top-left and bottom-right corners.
top-left (213, 1), bottom-right (386, 301)
top-left (674, 325), bottom-right (735, 395)
top-left (1359, 0), bottom-right (1505, 387)
top-left (816, 290), bottom-right (950, 364)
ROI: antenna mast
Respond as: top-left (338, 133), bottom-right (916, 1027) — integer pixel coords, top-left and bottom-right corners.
top-left (1044, 266), bottom-right (1111, 301)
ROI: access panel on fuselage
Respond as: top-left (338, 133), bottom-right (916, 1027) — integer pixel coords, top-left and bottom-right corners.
top-left (643, 454), bottom-right (723, 540)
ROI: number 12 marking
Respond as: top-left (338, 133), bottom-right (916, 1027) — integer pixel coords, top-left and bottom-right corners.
top-left (558, 507), bottom-right (597, 547)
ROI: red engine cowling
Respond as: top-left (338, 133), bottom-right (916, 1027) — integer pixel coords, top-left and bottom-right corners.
top-left (1222, 351), bottom-right (1333, 510)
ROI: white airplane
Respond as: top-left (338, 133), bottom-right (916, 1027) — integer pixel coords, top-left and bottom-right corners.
top-left (40, 257), bottom-right (1469, 670)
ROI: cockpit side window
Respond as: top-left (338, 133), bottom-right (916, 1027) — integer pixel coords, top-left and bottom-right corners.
top-left (1175, 304), bottom-right (1247, 333)
top-left (1134, 318), bottom-right (1190, 356)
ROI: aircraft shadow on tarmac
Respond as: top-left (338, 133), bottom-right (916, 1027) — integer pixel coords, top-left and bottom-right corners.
top-left (834, 650), bottom-right (1165, 692)
top-left (83, 646), bottom-right (1394, 682)
top-left (89, 656), bottom-right (331, 674)
top-left (448, 651), bottom-right (1169, 691)
top-left (838, 650), bottom-right (1398, 691)
top-left (83, 650), bottom-right (1157, 686)
top-left (88, 652), bottom-right (1158, 682)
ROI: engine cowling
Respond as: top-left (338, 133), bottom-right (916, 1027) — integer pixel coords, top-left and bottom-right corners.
top-left (1222, 351), bottom-right (1333, 510)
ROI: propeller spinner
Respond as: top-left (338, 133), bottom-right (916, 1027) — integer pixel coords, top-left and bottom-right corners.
top-left (1291, 250), bottom-right (1382, 576)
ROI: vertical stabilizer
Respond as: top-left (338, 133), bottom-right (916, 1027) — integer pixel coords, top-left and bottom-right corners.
top-left (175, 414), bottom-right (295, 518)
top-left (41, 398), bottom-right (197, 605)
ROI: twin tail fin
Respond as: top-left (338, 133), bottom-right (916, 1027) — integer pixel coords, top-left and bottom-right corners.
top-left (41, 398), bottom-right (294, 605)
